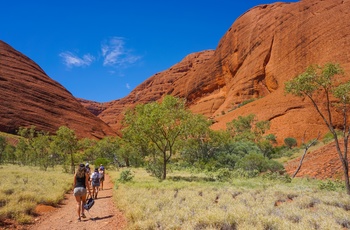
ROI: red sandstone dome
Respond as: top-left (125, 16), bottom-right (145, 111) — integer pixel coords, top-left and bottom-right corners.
top-left (0, 41), bottom-right (116, 139)
top-left (94, 0), bottom-right (350, 145)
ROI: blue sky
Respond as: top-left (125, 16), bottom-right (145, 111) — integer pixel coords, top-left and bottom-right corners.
top-left (1, 0), bottom-right (298, 102)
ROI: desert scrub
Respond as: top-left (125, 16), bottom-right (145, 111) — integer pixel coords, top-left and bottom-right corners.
top-left (0, 164), bottom-right (72, 224)
top-left (110, 168), bottom-right (349, 230)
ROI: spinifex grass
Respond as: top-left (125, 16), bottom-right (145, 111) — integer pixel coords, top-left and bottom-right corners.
top-left (0, 164), bottom-right (72, 224)
top-left (110, 168), bottom-right (350, 230)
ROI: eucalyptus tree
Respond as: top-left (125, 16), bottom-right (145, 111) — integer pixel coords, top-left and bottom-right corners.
top-left (32, 132), bottom-right (52, 170)
top-left (122, 95), bottom-right (211, 179)
top-left (285, 63), bottom-right (350, 195)
top-left (226, 114), bottom-right (271, 143)
top-left (51, 126), bottom-right (78, 174)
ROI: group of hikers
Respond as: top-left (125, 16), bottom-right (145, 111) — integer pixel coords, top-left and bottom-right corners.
top-left (72, 163), bottom-right (105, 221)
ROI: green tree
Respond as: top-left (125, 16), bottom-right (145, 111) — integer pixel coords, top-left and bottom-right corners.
top-left (0, 136), bottom-right (6, 163)
top-left (285, 63), bottom-right (350, 195)
top-left (284, 137), bottom-right (297, 149)
top-left (3, 144), bottom-right (16, 164)
top-left (78, 138), bottom-right (98, 163)
top-left (122, 95), bottom-right (211, 180)
top-left (117, 137), bottom-right (143, 167)
top-left (51, 126), bottom-right (78, 174)
top-left (32, 132), bottom-right (53, 170)
top-left (16, 126), bottom-right (37, 165)
top-left (226, 114), bottom-right (270, 143)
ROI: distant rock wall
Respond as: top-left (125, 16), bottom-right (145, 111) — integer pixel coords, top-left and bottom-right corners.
top-left (0, 41), bottom-right (115, 139)
top-left (96, 0), bottom-right (350, 143)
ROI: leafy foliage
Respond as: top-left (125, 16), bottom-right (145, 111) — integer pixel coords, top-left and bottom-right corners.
top-left (122, 95), bottom-right (211, 179)
top-left (118, 169), bottom-right (135, 183)
top-left (284, 137), bottom-right (297, 149)
top-left (285, 63), bottom-right (350, 195)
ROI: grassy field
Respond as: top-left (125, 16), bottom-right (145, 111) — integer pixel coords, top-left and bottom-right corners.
top-left (1, 164), bottom-right (349, 229)
top-left (109, 168), bottom-right (350, 230)
top-left (0, 164), bottom-right (72, 224)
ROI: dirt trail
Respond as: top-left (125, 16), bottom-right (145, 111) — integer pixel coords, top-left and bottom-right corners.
top-left (28, 174), bottom-right (127, 230)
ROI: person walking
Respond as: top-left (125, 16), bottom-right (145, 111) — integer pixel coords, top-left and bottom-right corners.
top-left (90, 168), bottom-right (101, 199)
top-left (73, 163), bottom-right (91, 221)
top-left (99, 164), bottom-right (105, 190)
top-left (85, 162), bottom-right (91, 186)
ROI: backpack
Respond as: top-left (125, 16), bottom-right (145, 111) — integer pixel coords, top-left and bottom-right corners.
top-left (92, 172), bottom-right (100, 183)
top-left (84, 196), bottom-right (94, 210)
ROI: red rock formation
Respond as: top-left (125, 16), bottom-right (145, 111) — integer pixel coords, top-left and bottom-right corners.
top-left (96, 0), bottom-right (350, 145)
top-left (196, 0), bottom-right (350, 144)
top-left (97, 50), bottom-right (215, 132)
top-left (0, 41), bottom-right (116, 139)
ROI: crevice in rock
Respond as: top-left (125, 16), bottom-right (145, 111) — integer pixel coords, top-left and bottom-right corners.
top-left (264, 36), bottom-right (274, 68)
top-left (268, 106), bottom-right (304, 121)
top-left (254, 36), bottom-right (275, 95)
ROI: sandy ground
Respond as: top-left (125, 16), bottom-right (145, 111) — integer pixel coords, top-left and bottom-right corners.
top-left (26, 174), bottom-right (127, 230)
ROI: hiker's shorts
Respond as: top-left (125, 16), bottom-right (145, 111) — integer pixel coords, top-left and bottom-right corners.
top-left (92, 181), bottom-right (100, 187)
top-left (73, 187), bottom-right (87, 197)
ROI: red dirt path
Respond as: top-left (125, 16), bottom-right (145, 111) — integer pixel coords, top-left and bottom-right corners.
top-left (25, 174), bottom-right (127, 230)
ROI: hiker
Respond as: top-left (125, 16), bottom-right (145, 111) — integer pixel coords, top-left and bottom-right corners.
top-left (90, 168), bottom-right (101, 198)
top-left (85, 163), bottom-right (91, 175)
top-left (73, 163), bottom-right (91, 221)
top-left (99, 164), bottom-right (105, 190)
top-left (85, 162), bottom-right (91, 185)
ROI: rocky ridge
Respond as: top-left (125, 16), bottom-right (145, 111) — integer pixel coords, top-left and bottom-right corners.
top-left (94, 0), bottom-right (350, 145)
top-left (0, 41), bottom-right (116, 139)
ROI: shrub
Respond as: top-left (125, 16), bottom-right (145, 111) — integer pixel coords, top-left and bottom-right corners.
top-left (145, 162), bottom-right (163, 180)
top-left (118, 169), bottom-right (134, 183)
top-left (284, 137), bottom-right (297, 149)
top-left (235, 152), bottom-right (268, 173)
top-left (215, 168), bottom-right (232, 182)
top-left (231, 168), bottom-right (259, 178)
top-left (266, 159), bottom-right (284, 173)
top-left (318, 180), bottom-right (344, 191)
top-left (262, 171), bottom-right (292, 183)
top-left (322, 130), bottom-right (342, 144)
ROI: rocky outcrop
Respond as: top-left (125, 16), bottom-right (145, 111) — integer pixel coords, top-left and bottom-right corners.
top-left (192, 0), bottom-right (350, 143)
top-left (96, 0), bottom-right (350, 144)
top-left (76, 98), bottom-right (106, 116)
top-left (0, 41), bottom-right (116, 139)
top-left (97, 50), bottom-right (215, 132)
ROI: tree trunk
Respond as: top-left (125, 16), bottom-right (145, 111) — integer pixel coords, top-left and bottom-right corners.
top-left (340, 158), bottom-right (350, 195)
top-left (293, 133), bottom-right (319, 178)
top-left (70, 153), bottom-right (75, 174)
top-left (162, 151), bottom-right (167, 180)
top-left (292, 149), bottom-right (307, 178)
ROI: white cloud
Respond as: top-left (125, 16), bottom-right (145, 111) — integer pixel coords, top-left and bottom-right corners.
top-left (126, 83), bottom-right (130, 89)
top-left (59, 51), bottom-right (95, 68)
top-left (101, 37), bottom-right (141, 67)
top-left (59, 37), bottom-right (140, 71)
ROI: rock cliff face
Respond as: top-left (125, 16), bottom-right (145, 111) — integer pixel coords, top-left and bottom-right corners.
top-left (97, 50), bottom-right (215, 132)
top-left (96, 0), bottom-right (350, 144)
top-left (0, 41), bottom-right (115, 139)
